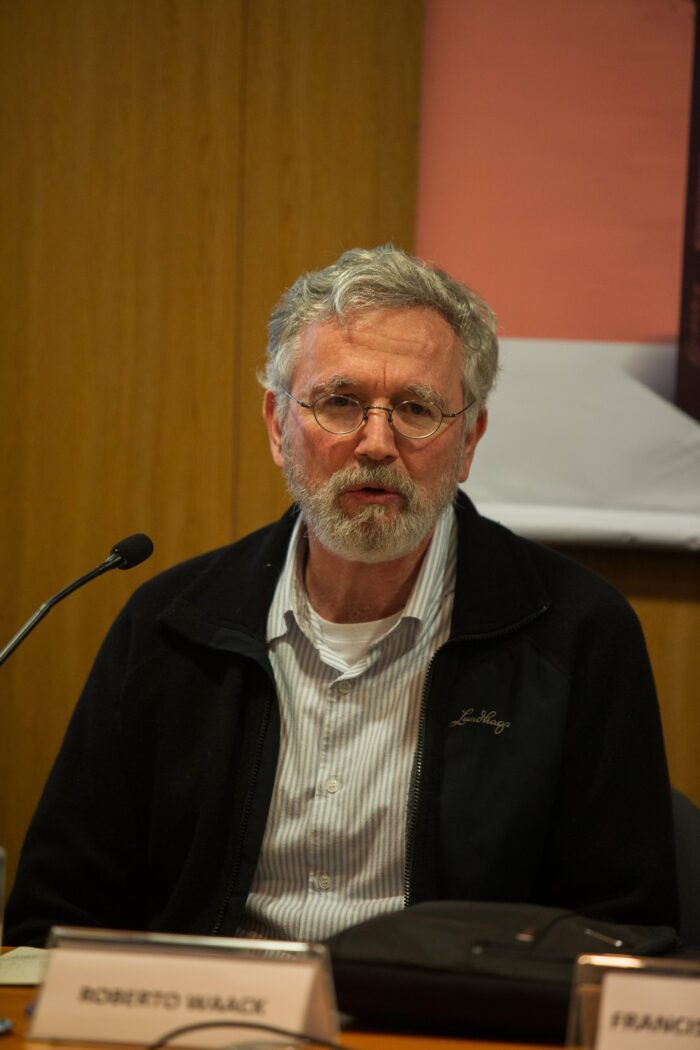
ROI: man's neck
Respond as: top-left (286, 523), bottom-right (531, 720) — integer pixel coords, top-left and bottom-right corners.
top-left (303, 531), bottom-right (433, 624)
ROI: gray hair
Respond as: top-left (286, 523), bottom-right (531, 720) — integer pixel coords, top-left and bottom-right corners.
top-left (260, 245), bottom-right (498, 420)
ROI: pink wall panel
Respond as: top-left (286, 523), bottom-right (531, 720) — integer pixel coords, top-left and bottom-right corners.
top-left (416, 0), bottom-right (694, 341)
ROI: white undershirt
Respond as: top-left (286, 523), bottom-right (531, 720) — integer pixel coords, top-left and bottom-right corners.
top-left (306, 605), bottom-right (403, 670)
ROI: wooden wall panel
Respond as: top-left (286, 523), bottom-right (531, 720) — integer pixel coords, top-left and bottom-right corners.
top-left (0, 0), bottom-right (245, 889)
top-left (556, 547), bottom-right (700, 808)
top-left (233, 0), bottom-right (425, 539)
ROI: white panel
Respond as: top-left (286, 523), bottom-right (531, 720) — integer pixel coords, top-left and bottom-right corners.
top-left (465, 339), bottom-right (700, 549)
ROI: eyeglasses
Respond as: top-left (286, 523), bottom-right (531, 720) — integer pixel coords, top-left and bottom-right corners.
top-left (282, 389), bottom-right (475, 440)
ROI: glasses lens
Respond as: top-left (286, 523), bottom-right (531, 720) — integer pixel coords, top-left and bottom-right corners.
top-left (393, 400), bottom-right (442, 438)
top-left (314, 394), bottom-right (364, 434)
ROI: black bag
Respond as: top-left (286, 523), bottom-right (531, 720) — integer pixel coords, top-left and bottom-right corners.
top-left (328, 902), bottom-right (678, 1042)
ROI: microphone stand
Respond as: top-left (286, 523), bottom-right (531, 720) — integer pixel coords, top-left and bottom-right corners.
top-left (0, 535), bottom-right (152, 667)
top-left (0, 554), bottom-right (124, 667)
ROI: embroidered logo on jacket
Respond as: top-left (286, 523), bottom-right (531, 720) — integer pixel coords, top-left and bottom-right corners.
top-left (449, 708), bottom-right (512, 735)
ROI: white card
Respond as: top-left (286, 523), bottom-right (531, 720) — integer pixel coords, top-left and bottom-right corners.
top-left (0, 946), bottom-right (46, 986)
top-left (596, 971), bottom-right (700, 1048)
top-left (30, 929), bottom-right (337, 1048)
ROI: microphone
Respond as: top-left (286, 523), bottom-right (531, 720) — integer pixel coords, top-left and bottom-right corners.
top-left (0, 533), bottom-right (154, 667)
top-left (104, 534), bottom-right (154, 571)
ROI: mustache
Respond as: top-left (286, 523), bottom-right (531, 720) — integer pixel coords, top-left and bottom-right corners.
top-left (323, 463), bottom-right (419, 501)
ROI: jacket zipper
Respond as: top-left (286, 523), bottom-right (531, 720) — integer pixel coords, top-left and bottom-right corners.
top-left (403, 648), bottom-right (438, 907)
top-left (210, 688), bottom-right (273, 936)
top-left (403, 603), bottom-right (550, 908)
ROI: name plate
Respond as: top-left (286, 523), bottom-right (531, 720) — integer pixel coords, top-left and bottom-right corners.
top-left (29, 927), bottom-right (338, 1048)
top-left (567, 954), bottom-right (700, 1049)
top-left (596, 972), bottom-right (700, 1049)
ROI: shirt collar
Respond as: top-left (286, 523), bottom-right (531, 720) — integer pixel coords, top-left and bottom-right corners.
top-left (267, 515), bottom-right (304, 643)
top-left (401, 504), bottom-right (456, 632)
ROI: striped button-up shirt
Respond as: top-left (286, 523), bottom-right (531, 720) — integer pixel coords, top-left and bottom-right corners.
top-left (237, 505), bottom-right (457, 941)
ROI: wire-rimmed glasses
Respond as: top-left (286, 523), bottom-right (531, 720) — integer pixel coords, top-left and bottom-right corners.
top-left (282, 389), bottom-right (474, 440)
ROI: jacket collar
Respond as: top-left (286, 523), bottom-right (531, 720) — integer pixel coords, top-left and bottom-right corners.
top-left (158, 506), bottom-right (300, 657)
top-left (159, 493), bottom-right (550, 654)
top-left (449, 493), bottom-right (550, 638)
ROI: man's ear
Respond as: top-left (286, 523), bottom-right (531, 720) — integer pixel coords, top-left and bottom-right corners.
top-left (458, 408), bottom-right (488, 483)
top-left (263, 389), bottom-right (286, 470)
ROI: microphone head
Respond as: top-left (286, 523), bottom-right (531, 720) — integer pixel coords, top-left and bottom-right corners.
top-left (110, 533), bottom-right (154, 570)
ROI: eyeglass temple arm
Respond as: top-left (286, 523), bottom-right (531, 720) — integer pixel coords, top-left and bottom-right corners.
top-left (443, 398), bottom-right (476, 419)
top-left (281, 389), bottom-right (314, 409)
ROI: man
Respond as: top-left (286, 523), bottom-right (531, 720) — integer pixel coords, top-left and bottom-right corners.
top-left (6, 246), bottom-right (678, 946)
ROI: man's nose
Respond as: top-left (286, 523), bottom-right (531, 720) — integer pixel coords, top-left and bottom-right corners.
top-left (354, 406), bottom-right (399, 461)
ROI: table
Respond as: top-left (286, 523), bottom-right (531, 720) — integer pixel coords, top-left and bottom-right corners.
top-left (0, 985), bottom-right (557, 1050)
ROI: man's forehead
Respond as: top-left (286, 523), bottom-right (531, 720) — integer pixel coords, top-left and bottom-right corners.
top-left (290, 307), bottom-right (463, 396)
top-left (296, 306), bottom-right (460, 361)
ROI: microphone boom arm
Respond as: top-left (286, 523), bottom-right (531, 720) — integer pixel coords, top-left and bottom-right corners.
top-left (0, 536), bottom-right (152, 667)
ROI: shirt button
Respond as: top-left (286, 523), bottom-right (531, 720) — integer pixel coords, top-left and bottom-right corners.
top-left (337, 681), bottom-right (351, 695)
top-left (317, 874), bottom-right (331, 891)
top-left (324, 777), bottom-right (339, 794)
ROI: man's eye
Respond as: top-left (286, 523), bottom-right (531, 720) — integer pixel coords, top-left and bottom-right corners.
top-left (324, 395), bottom-right (357, 409)
top-left (402, 400), bottom-right (433, 417)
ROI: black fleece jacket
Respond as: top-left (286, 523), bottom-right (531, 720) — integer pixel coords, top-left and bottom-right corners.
top-left (6, 494), bottom-right (679, 946)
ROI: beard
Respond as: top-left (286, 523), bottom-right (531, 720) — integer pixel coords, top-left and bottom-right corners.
top-left (281, 433), bottom-right (462, 563)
